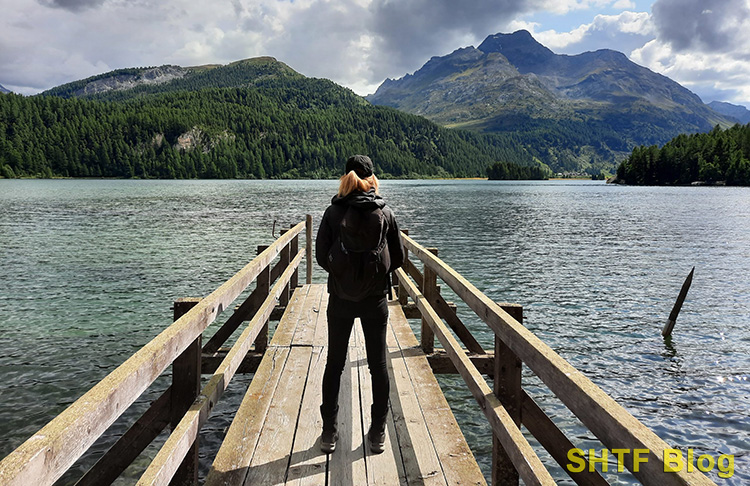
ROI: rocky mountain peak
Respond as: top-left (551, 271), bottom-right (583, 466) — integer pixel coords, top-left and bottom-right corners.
top-left (0, 84), bottom-right (11, 94)
top-left (478, 30), bottom-right (556, 72)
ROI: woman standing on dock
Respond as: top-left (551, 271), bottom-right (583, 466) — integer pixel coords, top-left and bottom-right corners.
top-left (316, 155), bottom-right (404, 455)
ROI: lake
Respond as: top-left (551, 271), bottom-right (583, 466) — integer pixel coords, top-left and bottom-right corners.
top-left (0, 179), bottom-right (748, 485)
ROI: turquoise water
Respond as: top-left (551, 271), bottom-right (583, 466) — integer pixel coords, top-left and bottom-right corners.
top-left (1, 179), bottom-right (748, 485)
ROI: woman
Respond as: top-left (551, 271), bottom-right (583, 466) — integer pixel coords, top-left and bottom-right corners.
top-left (315, 154), bottom-right (404, 454)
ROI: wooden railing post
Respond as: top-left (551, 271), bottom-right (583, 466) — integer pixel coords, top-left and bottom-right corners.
top-left (171, 297), bottom-right (202, 486)
top-left (290, 224), bottom-right (299, 289)
top-left (279, 236), bottom-right (291, 307)
top-left (421, 247), bottom-right (438, 354)
top-left (492, 303), bottom-right (523, 486)
top-left (306, 214), bottom-right (313, 284)
top-left (399, 230), bottom-right (409, 306)
top-left (254, 245), bottom-right (271, 354)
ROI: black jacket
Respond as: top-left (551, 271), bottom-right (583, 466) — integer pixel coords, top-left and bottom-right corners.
top-left (316, 189), bottom-right (405, 300)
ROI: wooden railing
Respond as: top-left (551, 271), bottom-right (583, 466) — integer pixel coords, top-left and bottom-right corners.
top-left (395, 231), bottom-right (718, 486)
top-left (0, 216), bottom-right (313, 486)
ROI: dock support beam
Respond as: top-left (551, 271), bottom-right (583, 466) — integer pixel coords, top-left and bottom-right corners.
top-left (421, 247), bottom-right (438, 354)
top-left (492, 303), bottom-right (523, 486)
top-left (306, 214), bottom-right (313, 285)
top-left (399, 230), bottom-right (409, 306)
top-left (171, 298), bottom-right (202, 486)
top-left (280, 234), bottom-right (291, 307)
top-left (290, 223), bottom-right (299, 290)
top-left (255, 247), bottom-right (271, 354)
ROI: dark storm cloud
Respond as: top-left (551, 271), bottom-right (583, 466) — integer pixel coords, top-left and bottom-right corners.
top-left (652, 0), bottom-right (750, 53)
top-left (368, 0), bottom-right (537, 78)
top-left (38, 0), bottom-right (106, 12)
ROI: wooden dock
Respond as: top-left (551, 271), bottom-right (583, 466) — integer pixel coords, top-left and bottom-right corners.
top-left (205, 283), bottom-right (484, 485)
top-left (0, 215), bottom-right (720, 486)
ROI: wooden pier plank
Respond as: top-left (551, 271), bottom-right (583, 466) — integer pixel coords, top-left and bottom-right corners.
top-left (328, 336), bottom-right (367, 485)
top-left (388, 346), bottom-right (447, 485)
top-left (388, 302), bottom-right (487, 486)
top-left (290, 284), bottom-right (325, 347)
top-left (204, 346), bottom-right (290, 486)
top-left (270, 285), bottom-right (312, 347)
top-left (312, 289), bottom-right (329, 348)
top-left (285, 346), bottom-right (327, 486)
top-left (356, 325), bottom-right (408, 486)
top-left (244, 346), bottom-right (313, 485)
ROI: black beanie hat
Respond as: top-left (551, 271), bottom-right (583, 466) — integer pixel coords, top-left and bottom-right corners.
top-left (345, 155), bottom-right (374, 178)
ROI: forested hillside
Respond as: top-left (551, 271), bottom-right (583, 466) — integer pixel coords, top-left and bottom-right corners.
top-left (615, 124), bottom-right (750, 185)
top-left (0, 62), bottom-right (545, 179)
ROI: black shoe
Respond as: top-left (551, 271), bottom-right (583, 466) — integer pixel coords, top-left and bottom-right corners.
top-left (367, 425), bottom-right (386, 454)
top-left (321, 429), bottom-right (338, 453)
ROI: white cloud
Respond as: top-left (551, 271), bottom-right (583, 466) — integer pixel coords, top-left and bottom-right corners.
top-left (633, 0), bottom-right (750, 105)
top-left (632, 39), bottom-right (750, 105)
top-left (509, 11), bottom-right (654, 55)
top-left (612, 0), bottom-right (635, 8)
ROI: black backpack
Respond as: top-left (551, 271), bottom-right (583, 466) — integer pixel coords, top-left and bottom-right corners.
top-left (327, 205), bottom-right (391, 301)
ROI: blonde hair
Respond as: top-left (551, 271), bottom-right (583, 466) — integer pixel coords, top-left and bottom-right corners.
top-left (337, 170), bottom-right (379, 198)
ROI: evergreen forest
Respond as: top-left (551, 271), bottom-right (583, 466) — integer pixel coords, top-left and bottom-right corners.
top-left (0, 62), bottom-right (548, 180)
top-left (616, 123), bottom-right (750, 186)
top-left (486, 160), bottom-right (551, 180)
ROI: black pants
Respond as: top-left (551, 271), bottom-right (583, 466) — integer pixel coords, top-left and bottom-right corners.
top-left (321, 294), bottom-right (390, 423)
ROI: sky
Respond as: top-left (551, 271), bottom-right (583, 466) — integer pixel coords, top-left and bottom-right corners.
top-left (2, 0), bottom-right (750, 108)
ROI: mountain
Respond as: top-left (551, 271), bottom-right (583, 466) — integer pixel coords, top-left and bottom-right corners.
top-left (367, 30), bottom-right (735, 173)
top-left (708, 101), bottom-right (750, 124)
top-left (41, 57), bottom-right (302, 99)
top-left (2, 57), bottom-right (547, 180)
top-left (0, 84), bottom-right (10, 94)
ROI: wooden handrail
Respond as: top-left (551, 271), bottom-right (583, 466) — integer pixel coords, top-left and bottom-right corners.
top-left (400, 232), bottom-right (716, 486)
top-left (0, 221), bottom-right (306, 486)
top-left (395, 267), bottom-right (556, 486)
top-left (138, 249), bottom-right (305, 486)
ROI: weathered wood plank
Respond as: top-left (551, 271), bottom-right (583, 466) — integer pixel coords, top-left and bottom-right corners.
top-left (395, 267), bottom-right (555, 486)
top-left (285, 346), bottom-right (327, 486)
top-left (401, 233), bottom-right (717, 486)
top-left (388, 343), bottom-right (447, 486)
top-left (244, 346), bottom-right (313, 485)
top-left (388, 302), bottom-right (486, 486)
top-left (389, 301), bottom-right (419, 350)
top-left (269, 284), bottom-right (312, 347)
top-left (311, 288), bottom-right (329, 348)
top-left (328, 336), bottom-right (367, 485)
top-left (291, 284), bottom-right (326, 347)
top-left (356, 323), bottom-right (407, 486)
top-left (0, 222), bottom-right (306, 486)
top-left (204, 347), bottom-right (290, 486)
